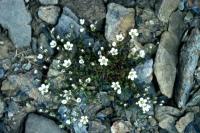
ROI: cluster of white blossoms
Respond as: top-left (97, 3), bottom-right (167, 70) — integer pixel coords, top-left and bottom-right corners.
top-left (63, 59), bottom-right (72, 68)
top-left (98, 56), bottom-right (109, 66)
top-left (64, 41), bottom-right (73, 51)
top-left (111, 82), bottom-right (121, 94)
top-left (129, 29), bottom-right (139, 38)
top-left (128, 68), bottom-right (137, 80)
top-left (80, 116), bottom-right (89, 125)
top-left (109, 47), bottom-right (118, 56)
top-left (38, 84), bottom-right (50, 95)
top-left (136, 97), bottom-right (151, 113)
top-left (61, 90), bottom-right (72, 104)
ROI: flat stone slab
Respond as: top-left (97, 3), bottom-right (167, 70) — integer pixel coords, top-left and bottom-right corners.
top-left (0, 0), bottom-right (32, 48)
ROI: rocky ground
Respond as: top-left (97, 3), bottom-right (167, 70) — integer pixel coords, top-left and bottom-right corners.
top-left (0, 0), bottom-right (200, 133)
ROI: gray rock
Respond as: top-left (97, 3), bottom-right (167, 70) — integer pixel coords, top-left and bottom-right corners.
top-left (38, 33), bottom-right (54, 56)
top-left (177, 28), bottom-right (200, 108)
top-left (155, 106), bottom-right (182, 133)
top-left (0, 0), bottom-right (32, 48)
top-left (88, 121), bottom-right (108, 133)
top-left (176, 112), bottom-right (194, 133)
top-left (111, 120), bottom-right (133, 133)
top-left (54, 7), bottom-right (84, 39)
top-left (39, 0), bottom-right (58, 5)
top-left (25, 113), bottom-right (66, 133)
top-left (1, 70), bottom-right (41, 97)
top-left (62, 7), bottom-right (79, 23)
top-left (73, 122), bottom-right (88, 133)
top-left (154, 32), bottom-right (179, 98)
top-left (154, 10), bottom-right (185, 98)
top-left (0, 67), bottom-right (5, 79)
top-left (155, 106), bottom-right (182, 121)
top-left (60, 0), bottom-right (106, 28)
top-left (137, 8), bottom-right (164, 43)
top-left (168, 10), bottom-right (185, 40)
top-left (38, 6), bottom-right (61, 25)
top-left (105, 3), bottom-right (135, 42)
top-left (187, 89), bottom-right (200, 107)
top-left (135, 59), bottom-right (153, 85)
top-left (185, 116), bottom-right (200, 133)
top-left (158, 0), bottom-right (179, 22)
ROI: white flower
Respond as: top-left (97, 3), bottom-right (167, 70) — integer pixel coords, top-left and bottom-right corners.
top-left (56, 35), bottom-right (60, 40)
top-left (137, 98), bottom-right (147, 107)
top-left (61, 39), bottom-right (64, 42)
top-left (38, 84), bottom-right (49, 95)
top-left (111, 82), bottom-right (121, 91)
top-left (65, 119), bottom-right (71, 125)
top-left (98, 56), bottom-right (108, 66)
top-left (100, 47), bottom-right (104, 51)
top-left (37, 54), bottom-right (43, 59)
top-left (80, 19), bottom-right (85, 25)
top-left (128, 69), bottom-right (137, 80)
top-left (85, 78), bottom-right (91, 83)
top-left (76, 98), bottom-right (81, 103)
top-left (136, 97), bottom-right (151, 113)
top-left (111, 82), bottom-right (122, 94)
top-left (109, 47), bottom-right (118, 56)
top-left (112, 42), bottom-right (117, 47)
top-left (117, 88), bottom-right (122, 94)
top-left (63, 59), bottom-right (72, 68)
top-left (80, 28), bottom-right (85, 32)
top-left (64, 41), bottom-right (73, 51)
top-left (90, 24), bottom-right (96, 31)
top-left (139, 50), bottom-right (145, 58)
top-left (50, 40), bottom-right (57, 48)
top-left (129, 29), bottom-right (139, 37)
top-left (61, 99), bottom-right (67, 104)
top-left (79, 58), bottom-right (85, 64)
top-left (80, 116), bottom-right (89, 125)
top-left (116, 33), bottom-right (124, 42)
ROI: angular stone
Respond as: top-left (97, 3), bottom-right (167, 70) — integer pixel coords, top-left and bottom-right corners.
top-left (105, 3), bottom-right (135, 42)
top-left (135, 59), bottom-right (153, 85)
top-left (54, 7), bottom-right (84, 39)
top-left (176, 112), bottom-right (194, 133)
top-left (187, 89), bottom-right (200, 107)
top-left (38, 6), bottom-right (61, 25)
top-left (88, 121), bottom-right (108, 133)
top-left (155, 106), bottom-right (182, 133)
top-left (176, 28), bottom-right (200, 108)
top-left (154, 32), bottom-right (179, 98)
top-left (158, 0), bottom-right (179, 22)
top-left (0, 0), bottom-right (32, 48)
top-left (111, 120), bottom-right (133, 133)
top-left (1, 70), bottom-right (41, 97)
top-left (25, 113), bottom-right (66, 133)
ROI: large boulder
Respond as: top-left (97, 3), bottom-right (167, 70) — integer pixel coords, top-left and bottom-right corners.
top-left (25, 114), bottom-right (66, 133)
top-left (176, 28), bottom-right (200, 108)
top-left (0, 0), bottom-right (32, 48)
